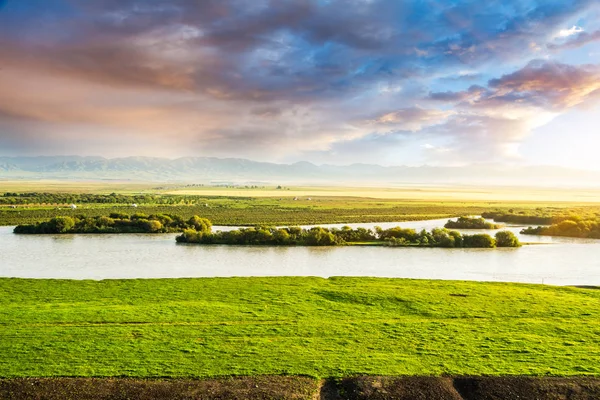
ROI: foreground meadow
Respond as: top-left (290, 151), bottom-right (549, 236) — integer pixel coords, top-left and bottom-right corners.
top-left (1, 277), bottom-right (599, 378)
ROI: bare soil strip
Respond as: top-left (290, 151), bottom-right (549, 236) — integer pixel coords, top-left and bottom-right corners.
top-left (2, 376), bottom-right (600, 400)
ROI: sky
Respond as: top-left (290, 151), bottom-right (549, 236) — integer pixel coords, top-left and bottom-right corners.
top-left (0, 0), bottom-right (600, 169)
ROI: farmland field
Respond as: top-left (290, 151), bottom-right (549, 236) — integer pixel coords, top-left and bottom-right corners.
top-left (2, 199), bottom-right (598, 227)
top-left (3, 180), bottom-right (600, 201)
top-left (0, 199), bottom-right (495, 226)
top-left (2, 181), bottom-right (600, 227)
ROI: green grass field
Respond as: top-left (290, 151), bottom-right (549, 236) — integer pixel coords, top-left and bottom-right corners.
top-left (3, 181), bottom-right (600, 227)
top-left (0, 200), bottom-right (483, 226)
top-left (3, 196), bottom-right (599, 227)
top-left (1, 277), bottom-right (599, 378)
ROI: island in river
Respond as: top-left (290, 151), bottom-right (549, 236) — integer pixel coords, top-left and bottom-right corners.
top-left (13, 214), bottom-right (521, 248)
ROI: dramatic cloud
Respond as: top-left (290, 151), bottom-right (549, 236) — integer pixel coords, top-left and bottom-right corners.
top-left (487, 61), bottom-right (600, 109)
top-left (423, 60), bottom-right (600, 162)
top-left (0, 0), bottom-right (599, 166)
top-left (431, 61), bottom-right (600, 110)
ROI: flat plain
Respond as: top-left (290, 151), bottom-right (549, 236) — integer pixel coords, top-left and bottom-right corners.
top-left (3, 180), bottom-right (600, 201)
top-left (2, 181), bottom-right (600, 227)
top-left (1, 277), bottom-right (600, 378)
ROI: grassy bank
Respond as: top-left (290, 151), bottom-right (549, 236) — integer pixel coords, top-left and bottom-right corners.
top-left (1, 277), bottom-right (599, 378)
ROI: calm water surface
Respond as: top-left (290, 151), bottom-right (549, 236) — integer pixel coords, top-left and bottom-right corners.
top-left (1, 218), bottom-right (599, 285)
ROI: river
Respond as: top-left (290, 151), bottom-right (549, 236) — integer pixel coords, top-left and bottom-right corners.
top-left (1, 218), bottom-right (599, 285)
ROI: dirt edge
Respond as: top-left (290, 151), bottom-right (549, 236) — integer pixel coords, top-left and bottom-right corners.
top-left (2, 376), bottom-right (600, 400)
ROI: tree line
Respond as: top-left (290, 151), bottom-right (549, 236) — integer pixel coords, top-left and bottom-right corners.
top-left (13, 212), bottom-right (522, 247)
top-left (1, 192), bottom-right (204, 205)
top-left (13, 214), bottom-right (211, 234)
top-left (444, 216), bottom-right (501, 229)
top-left (176, 224), bottom-right (521, 248)
top-left (483, 209), bottom-right (600, 239)
top-left (521, 219), bottom-right (600, 239)
top-left (481, 211), bottom-right (555, 225)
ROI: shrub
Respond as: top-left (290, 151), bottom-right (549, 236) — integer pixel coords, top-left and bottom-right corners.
top-left (495, 231), bottom-right (521, 247)
top-left (48, 216), bottom-right (75, 233)
top-left (188, 216), bottom-right (212, 233)
top-left (462, 234), bottom-right (496, 248)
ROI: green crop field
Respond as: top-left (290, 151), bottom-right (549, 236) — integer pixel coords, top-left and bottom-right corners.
top-left (0, 200), bottom-right (486, 226)
top-left (1, 277), bottom-right (599, 378)
top-left (2, 181), bottom-right (599, 227)
top-left (2, 194), bottom-right (598, 227)
top-left (3, 179), bottom-right (600, 228)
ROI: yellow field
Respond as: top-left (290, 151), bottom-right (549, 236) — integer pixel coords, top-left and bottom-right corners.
top-left (2, 180), bottom-right (600, 203)
top-left (0, 180), bottom-right (157, 194)
top-left (166, 185), bottom-right (600, 203)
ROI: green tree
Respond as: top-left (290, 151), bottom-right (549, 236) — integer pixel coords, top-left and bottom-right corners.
top-left (305, 227), bottom-right (338, 246)
top-left (463, 234), bottom-right (496, 248)
top-left (273, 229), bottom-right (291, 244)
top-left (495, 231), bottom-right (521, 247)
top-left (176, 229), bottom-right (200, 243)
top-left (48, 216), bottom-right (75, 233)
top-left (188, 216), bottom-right (212, 233)
top-left (449, 230), bottom-right (463, 247)
top-left (143, 220), bottom-right (163, 233)
top-left (97, 216), bottom-right (115, 228)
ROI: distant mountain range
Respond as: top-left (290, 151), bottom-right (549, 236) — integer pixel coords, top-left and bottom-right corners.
top-left (1, 156), bottom-right (599, 187)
